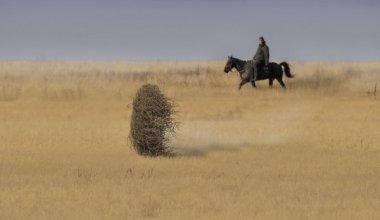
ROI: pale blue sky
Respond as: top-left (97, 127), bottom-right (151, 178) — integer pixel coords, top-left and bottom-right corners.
top-left (1, 0), bottom-right (379, 61)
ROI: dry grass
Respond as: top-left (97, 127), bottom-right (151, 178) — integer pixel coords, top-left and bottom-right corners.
top-left (0, 60), bottom-right (380, 219)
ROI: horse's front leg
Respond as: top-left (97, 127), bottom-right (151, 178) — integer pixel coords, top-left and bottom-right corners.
top-left (239, 80), bottom-right (247, 90)
top-left (251, 81), bottom-right (256, 88)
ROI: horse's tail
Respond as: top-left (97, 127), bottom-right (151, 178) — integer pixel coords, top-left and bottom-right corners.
top-left (280, 62), bottom-right (294, 78)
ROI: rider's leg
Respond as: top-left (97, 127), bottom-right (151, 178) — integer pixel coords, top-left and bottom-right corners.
top-left (252, 60), bottom-right (258, 81)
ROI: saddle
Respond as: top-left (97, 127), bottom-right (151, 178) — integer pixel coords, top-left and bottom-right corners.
top-left (251, 63), bottom-right (270, 77)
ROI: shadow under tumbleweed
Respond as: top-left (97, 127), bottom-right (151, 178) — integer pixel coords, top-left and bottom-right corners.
top-left (173, 144), bottom-right (242, 157)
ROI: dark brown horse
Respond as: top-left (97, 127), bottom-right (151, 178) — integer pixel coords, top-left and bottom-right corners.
top-left (224, 56), bottom-right (293, 90)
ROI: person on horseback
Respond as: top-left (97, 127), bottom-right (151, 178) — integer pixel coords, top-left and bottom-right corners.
top-left (249, 36), bottom-right (270, 82)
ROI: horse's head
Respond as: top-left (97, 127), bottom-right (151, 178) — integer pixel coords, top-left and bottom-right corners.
top-left (224, 56), bottom-right (234, 74)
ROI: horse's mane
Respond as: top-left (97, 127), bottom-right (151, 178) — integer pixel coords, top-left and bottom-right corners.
top-left (230, 56), bottom-right (247, 71)
top-left (230, 56), bottom-right (247, 64)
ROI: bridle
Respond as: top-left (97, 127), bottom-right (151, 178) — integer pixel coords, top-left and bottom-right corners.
top-left (225, 57), bottom-right (247, 74)
top-left (225, 57), bottom-right (235, 73)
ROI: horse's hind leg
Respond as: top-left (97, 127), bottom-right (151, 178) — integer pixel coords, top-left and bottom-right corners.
top-left (277, 78), bottom-right (286, 89)
top-left (251, 81), bottom-right (257, 88)
top-left (269, 78), bottom-right (274, 87)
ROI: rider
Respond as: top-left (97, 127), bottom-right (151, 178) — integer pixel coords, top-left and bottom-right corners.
top-left (250, 36), bottom-right (270, 82)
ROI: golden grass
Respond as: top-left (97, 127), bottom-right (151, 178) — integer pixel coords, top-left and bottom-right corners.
top-left (0, 61), bottom-right (380, 219)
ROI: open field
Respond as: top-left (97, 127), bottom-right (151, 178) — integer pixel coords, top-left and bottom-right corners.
top-left (1, 61), bottom-right (380, 219)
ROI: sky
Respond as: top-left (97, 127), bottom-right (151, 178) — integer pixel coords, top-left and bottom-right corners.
top-left (1, 0), bottom-right (379, 61)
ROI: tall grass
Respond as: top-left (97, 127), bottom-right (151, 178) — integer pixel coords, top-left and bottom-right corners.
top-left (0, 61), bottom-right (379, 102)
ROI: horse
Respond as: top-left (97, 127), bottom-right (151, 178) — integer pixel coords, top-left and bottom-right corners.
top-left (223, 56), bottom-right (294, 90)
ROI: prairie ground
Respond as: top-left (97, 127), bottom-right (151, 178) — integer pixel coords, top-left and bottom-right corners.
top-left (0, 61), bottom-right (380, 219)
